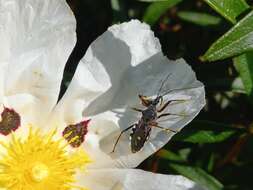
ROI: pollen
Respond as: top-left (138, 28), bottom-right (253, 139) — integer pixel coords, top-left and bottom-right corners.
top-left (0, 127), bottom-right (92, 190)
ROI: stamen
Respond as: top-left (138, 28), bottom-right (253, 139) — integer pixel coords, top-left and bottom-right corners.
top-left (0, 127), bottom-right (91, 189)
top-left (0, 107), bottom-right (20, 136)
top-left (63, 119), bottom-right (90, 148)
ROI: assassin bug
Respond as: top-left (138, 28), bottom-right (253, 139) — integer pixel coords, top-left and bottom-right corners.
top-left (111, 73), bottom-right (190, 153)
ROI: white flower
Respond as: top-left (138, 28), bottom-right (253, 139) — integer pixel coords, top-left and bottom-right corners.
top-left (0, 0), bottom-right (206, 189)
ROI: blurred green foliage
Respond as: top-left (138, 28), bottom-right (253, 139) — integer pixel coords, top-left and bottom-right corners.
top-left (143, 0), bottom-right (182, 25)
top-left (66, 0), bottom-right (253, 189)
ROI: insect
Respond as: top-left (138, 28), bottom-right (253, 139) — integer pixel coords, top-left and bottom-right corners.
top-left (111, 73), bottom-right (189, 153)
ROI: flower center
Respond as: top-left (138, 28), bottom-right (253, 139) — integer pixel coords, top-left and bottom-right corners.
top-left (30, 163), bottom-right (49, 182)
top-left (0, 127), bottom-right (91, 190)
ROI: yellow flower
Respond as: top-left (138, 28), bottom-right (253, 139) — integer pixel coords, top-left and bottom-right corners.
top-left (0, 128), bottom-right (91, 189)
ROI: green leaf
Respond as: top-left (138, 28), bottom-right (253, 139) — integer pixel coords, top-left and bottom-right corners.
top-left (207, 153), bottom-right (215, 173)
top-left (138, 0), bottom-right (168, 2)
top-left (232, 77), bottom-right (246, 94)
top-left (178, 11), bottom-right (222, 26)
top-left (159, 150), bottom-right (223, 190)
top-left (143, 0), bottom-right (182, 26)
top-left (202, 11), bottom-right (253, 62)
top-left (173, 129), bottom-right (236, 143)
top-left (234, 52), bottom-right (253, 98)
top-left (172, 120), bottom-right (240, 143)
top-left (111, 0), bottom-right (120, 11)
top-left (111, 0), bottom-right (127, 22)
top-left (203, 0), bottom-right (249, 23)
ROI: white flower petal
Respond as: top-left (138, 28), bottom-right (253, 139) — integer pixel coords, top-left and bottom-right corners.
top-left (0, 69), bottom-right (4, 103)
top-left (76, 169), bottom-right (206, 190)
top-left (52, 20), bottom-right (161, 122)
top-left (53, 20), bottom-right (205, 168)
top-left (0, 0), bottom-right (76, 126)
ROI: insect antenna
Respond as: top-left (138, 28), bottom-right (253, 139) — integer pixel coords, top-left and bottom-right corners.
top-left (156, 73), bottom-right (173, 98)
top-left (161, 86), bottom-right (200, 97)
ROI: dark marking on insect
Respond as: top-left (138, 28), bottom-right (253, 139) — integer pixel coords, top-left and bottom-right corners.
top-left (111, 73), bottom-right (191, 153)
top-left (0, 107), bottom-right (21, 136)
top-left (63, 119), bottom-right (90, 148)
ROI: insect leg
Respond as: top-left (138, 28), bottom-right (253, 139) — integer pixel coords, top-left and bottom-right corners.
top-left (157, 112), bottom-right (189, 119)
top-left (150, 124), bottom-right (178, 133)
top-left (131, 107), bottom-right (143, 112)
top-left (138, 94), bottom-right (152, 107)
top-left (159, 96), bottom-right (164, 107)
top-left (158, 99), bottom-right (189, 112)
top-left (157, 100), bottom-right (172, 112)
top-left (111, 124), bottom-right (136, 153)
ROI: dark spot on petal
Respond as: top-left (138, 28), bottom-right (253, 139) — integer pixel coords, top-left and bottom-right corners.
top-left (62, 119), bottom-right (90, 148)
top-left (0, 107), bottom-right (21, 136)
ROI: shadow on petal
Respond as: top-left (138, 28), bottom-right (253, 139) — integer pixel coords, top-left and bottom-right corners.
top-left (82, 31), bottom-right (133, 116)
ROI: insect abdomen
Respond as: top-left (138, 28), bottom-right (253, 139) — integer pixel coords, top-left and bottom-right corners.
top-left (130, 125), bottom-right (151, 153)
